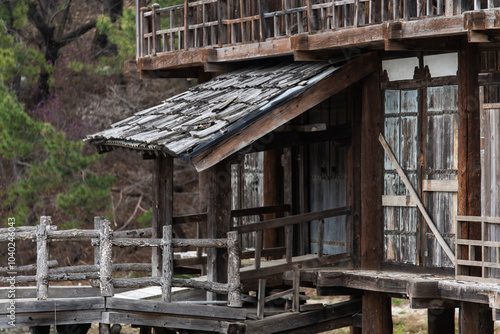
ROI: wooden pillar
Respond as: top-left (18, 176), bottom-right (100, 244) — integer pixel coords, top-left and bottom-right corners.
top-left (458, 41), bottom-right (481, 275)
top-left (152, 155), bottom-right (174, 277)
top-left (263, 149), bottom-right (284, 254)
top-left (207, 158), bottom-right (232, 301)
top-left (347, 83), bottom-right (362, 268)
top-left (459, 302), bottom-right (493, 334)
top-left (362, 292), bottom-right (392, 334)
top-left (360, 63), bottom-right (392, 334)
top-left (360, 69), bottom-right (383, 270)
top-left (428, 308), bottom-right (455, 334)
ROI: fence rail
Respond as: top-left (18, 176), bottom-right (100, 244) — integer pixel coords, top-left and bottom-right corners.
top-left (136, 0), bottom-right (494, 58)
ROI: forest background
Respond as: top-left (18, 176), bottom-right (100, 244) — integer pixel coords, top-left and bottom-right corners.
top-left (0, 0), bottom-right (199, 267)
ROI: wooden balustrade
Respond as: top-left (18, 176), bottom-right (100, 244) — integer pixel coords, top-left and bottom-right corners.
top-left (137, 0), bottom-right (488, 57)
top-left (456, 215), bottom-right (500, 283)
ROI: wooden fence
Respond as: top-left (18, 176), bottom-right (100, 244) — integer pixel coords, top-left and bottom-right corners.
top-left (0, 216), bottom-right (241, 307)
top-left (136, 0), bottom-right (494, 57)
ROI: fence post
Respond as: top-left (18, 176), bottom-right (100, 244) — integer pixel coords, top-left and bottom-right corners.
top-left (161, 225), bottom-right (173, 302)
top-left (36, 216), bottom-right (50, 300)
top-left (227, 231), bottom-right (242, 307)
top-left (94, 216), bottom-right (103, 267)
top-left (99, 220), bottom-right (114, 297)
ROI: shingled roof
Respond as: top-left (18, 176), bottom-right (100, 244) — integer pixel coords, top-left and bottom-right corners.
top-left (87, 61), bottom-right (339, 164)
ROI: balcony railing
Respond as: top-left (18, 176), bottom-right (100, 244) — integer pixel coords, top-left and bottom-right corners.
top-left (136, 0), bottom-right (494, 58)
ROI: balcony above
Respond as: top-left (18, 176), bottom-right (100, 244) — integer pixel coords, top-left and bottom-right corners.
top-left (130, 0), bottom-right (500, 77)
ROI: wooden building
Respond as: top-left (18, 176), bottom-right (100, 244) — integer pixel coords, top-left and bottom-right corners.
top-left (86, 0), bottom-right (500, 332)
top-left (6, 0), bottom-right (500, 333)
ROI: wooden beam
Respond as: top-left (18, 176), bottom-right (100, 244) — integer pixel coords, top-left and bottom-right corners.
top-left (458, 41), bottom-right (481, 276)
top-left (360, 68), bottom-right (384, 271)
top-left (245, 124), bottom-right (351, 153)
top-left (384, 38), bottom-right (461, 51)
top-left (191, 52), bottom-right (380, 172)
top-left (152, 155), bottom-right (174, 277)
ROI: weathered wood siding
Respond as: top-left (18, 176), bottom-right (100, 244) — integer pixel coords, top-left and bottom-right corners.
top-left (382, 85), bottom-right (458, 268)
top-left (231, 152), bottom-right (264, 250)
top-left (383, 89), bottom-right (419, 264)
top-left (481, 104), bottom-right (500, 277)
top-left (424, 85), bottom-right (458, 268)
top-left (308, 94), bottom-right (347, 255)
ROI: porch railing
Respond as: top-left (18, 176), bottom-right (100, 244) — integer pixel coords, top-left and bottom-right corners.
top-left (136, 0), bottom-right (495, 58)
top-left (455, 215), bottom-right (500, 284)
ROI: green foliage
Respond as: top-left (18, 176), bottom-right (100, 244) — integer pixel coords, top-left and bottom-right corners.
top-left (0, 83), bottom-right (116, 225)
top-left (137, 209), bottom-right (152, 227)
top-left (0, 1), bottom-right (47, 89)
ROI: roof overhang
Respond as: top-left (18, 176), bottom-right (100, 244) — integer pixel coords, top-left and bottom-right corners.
top-left (87, 52), bottom-right (379, 172)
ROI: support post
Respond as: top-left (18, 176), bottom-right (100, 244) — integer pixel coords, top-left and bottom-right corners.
top-left (36, 216), bottom-right (50, 300)
top-left (458, 41), bottom-right (482, 276)
top-left (207, 158), bottom-right (232, 301)
top-left (151, 3), bottom-right (160, 55)
top-left (360, 64), bottom-right (383, 270)
top-left (94, 216), bottom-right (103, 266)
top-left (428, 308), bottom-right (455, 334)
top-left (360, 58), bottom-right (392, 334)
top-left (99, 220), bottom-right (114, 297)
top-left (257, 279), bottom-right (266, 319)
top-left (227, 231), bottom-right (242, 307)
top-left (459, 302), bottom-right (493, 334)
top-left (362, 292), bottom-right (392, 334)
top-left (152, 155), bottom-right (174, 277)
top-left (161, 225), bottom-right (173, 302)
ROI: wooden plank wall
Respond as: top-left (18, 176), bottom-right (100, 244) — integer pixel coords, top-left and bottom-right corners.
top-left (383, 89), bottom-right (419, 265)
top-left (481, 105), bottom-right (500, 278)
top-left (308, 94), bottom-right (348, 256)
top-left (424, 85), bottom-right (458, 268)
top-left (382, 70), bottom-right (459, 269)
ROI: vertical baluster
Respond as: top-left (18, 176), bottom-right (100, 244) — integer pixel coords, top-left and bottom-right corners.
top-left (382, 0), bottom-right (387, 20)
top-left (257, 279), bottom-right (266, 319)
top-left (170, 9), bottom-right (175, 51)
top-left (426, 0), bottom-right (431, 15)
top-left (474, 0), bottom-right (481, 9)
top-left (161, 225), bottom-right (173, 302)
top-left (240, 0), bottom-right (246, 42)
top-left (445, 0), bottom-right (453, 15)
top-left (259, 0), bottom-right (269, 41)
top-left (140, 7), bottom-right (148, 56)
top-left (392, 0), bottom-right (397, 19)
top-left (285, 0), bottom-right (291, 36)
top-left (203, 3), bottom-right (209, 46)
top-left (297, 10), bottom-right (303, 32)
top-left (332, 1), bottom-right (338, 28)
top-left (437, 0), bottom-right (443, 14)
top-left (354, 0), bottom-right (359, 27)
top-left (152, 4), bottom-right (160, 55)
top-left (184, 0), bottom-right (190, 50)
top-left (274, 15), bottom-right (279, 37)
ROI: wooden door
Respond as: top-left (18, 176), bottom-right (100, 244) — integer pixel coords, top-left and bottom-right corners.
top-left (308, 95), bottom-right (347, 255)
top-left (383, 89), bottom-right (419, 264)
top-left (423, 85), bottom-right (458, 269)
